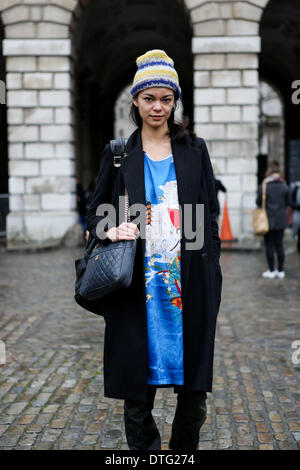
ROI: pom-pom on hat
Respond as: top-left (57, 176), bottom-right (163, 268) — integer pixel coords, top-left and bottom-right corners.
top-left (130, 49), bottom-right (181, 99)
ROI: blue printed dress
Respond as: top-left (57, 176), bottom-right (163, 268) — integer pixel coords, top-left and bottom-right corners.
top-left (144, 151), bottom-right (184, 385)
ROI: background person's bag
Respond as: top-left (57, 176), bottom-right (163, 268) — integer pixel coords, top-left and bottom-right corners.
top-left (252, 179), bottom-right (269, 236)
top-left (74, 138), bottom-right (137, 315)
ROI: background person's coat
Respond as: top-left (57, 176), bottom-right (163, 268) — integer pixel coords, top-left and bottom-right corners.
top-left (86, 128), bottom-right (222, 402)
top-left (256, 174), bottom-right (290, 230)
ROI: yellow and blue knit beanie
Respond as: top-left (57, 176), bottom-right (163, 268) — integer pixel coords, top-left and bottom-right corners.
top-left (130, 49), bottom-right (181, 99)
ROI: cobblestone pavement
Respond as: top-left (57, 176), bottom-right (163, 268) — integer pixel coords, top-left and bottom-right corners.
top-left (0, 241), bottom-right (299, 450)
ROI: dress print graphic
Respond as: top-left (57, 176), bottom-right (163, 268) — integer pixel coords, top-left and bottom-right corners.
top-left (144, 152), bottom-right (184, 385)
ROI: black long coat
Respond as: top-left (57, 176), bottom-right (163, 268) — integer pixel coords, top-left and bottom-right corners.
top-left (86, 128), bottom-right (222, 402)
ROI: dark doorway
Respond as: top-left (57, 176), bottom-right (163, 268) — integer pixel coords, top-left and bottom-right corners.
top-left (73, 0), bottom-right (193, 190)
top-left (257, 153), bottom-right (268, 185)
top-left (259, 0), bottom-right (300, 184)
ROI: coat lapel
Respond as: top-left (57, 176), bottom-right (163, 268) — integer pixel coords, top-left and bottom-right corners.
top-left (171, 137), bottom-right (202, 208)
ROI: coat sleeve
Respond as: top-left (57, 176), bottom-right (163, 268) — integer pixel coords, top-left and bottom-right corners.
top-left (199, 138), bottom-right (221, 265)
top-left (86, 143), bottom-right (115, 243)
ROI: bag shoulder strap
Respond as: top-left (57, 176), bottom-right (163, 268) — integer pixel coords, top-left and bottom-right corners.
top-left (109, 138), bottom-right (130, 222)
top-left (110, 138), bottom-right (128, 167)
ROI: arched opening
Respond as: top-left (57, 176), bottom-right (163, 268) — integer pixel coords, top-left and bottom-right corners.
top-left (259, 0), bottom-right (300, 183)
top-left (0, 18), bottom-right (8, 241)
top-left (73, 0), bottom-right (193, 191)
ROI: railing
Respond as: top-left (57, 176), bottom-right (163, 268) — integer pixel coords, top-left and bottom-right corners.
top-left (0, 194), bottom-right (9, 238)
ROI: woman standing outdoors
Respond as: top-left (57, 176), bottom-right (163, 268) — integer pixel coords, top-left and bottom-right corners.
top-left (86, 50), bottom-right (222, 450)
top-left (256, 161), bottom-right (290, 279)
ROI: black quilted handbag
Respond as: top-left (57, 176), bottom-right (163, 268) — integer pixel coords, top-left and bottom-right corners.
top-left (74, 138), bottom-right (137, 315)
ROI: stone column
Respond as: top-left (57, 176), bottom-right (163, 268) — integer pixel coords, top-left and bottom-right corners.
top-left (190, 0), bottom-right (264, 238)
top-left (4, 38), bottom-right (77, 246)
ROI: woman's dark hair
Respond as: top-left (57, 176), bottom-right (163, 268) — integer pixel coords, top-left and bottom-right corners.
top-left (129, 92), bottom-right (190, 142)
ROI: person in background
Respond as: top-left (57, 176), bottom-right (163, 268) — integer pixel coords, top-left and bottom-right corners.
top-left (256, 161), bottom-right (290, 279)
top-left (290, 181), bottom-right (300, 260)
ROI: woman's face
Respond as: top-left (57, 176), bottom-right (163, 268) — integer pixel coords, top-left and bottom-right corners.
top-left (133, 87), bottom-right (175, 129)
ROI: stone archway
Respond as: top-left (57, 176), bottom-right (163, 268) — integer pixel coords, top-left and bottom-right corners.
top-left (71, 0), bottom-right (272, 238)
top-left (259, 0), bottom-right (300, 183)
top-left (72, 0), bottom-right (193, 190)
top-left (0, 0), bottom-right (278, 244)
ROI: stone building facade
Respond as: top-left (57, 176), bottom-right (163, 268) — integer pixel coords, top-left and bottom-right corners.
top-left (0, 0), bottom-right (299, 246)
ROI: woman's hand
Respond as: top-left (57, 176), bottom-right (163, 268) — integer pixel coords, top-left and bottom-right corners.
top-left (106, 222), bottom-right (140, 242)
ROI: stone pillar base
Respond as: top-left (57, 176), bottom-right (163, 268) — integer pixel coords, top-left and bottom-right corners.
top-left (6, 210), bottom-right (78, 247)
